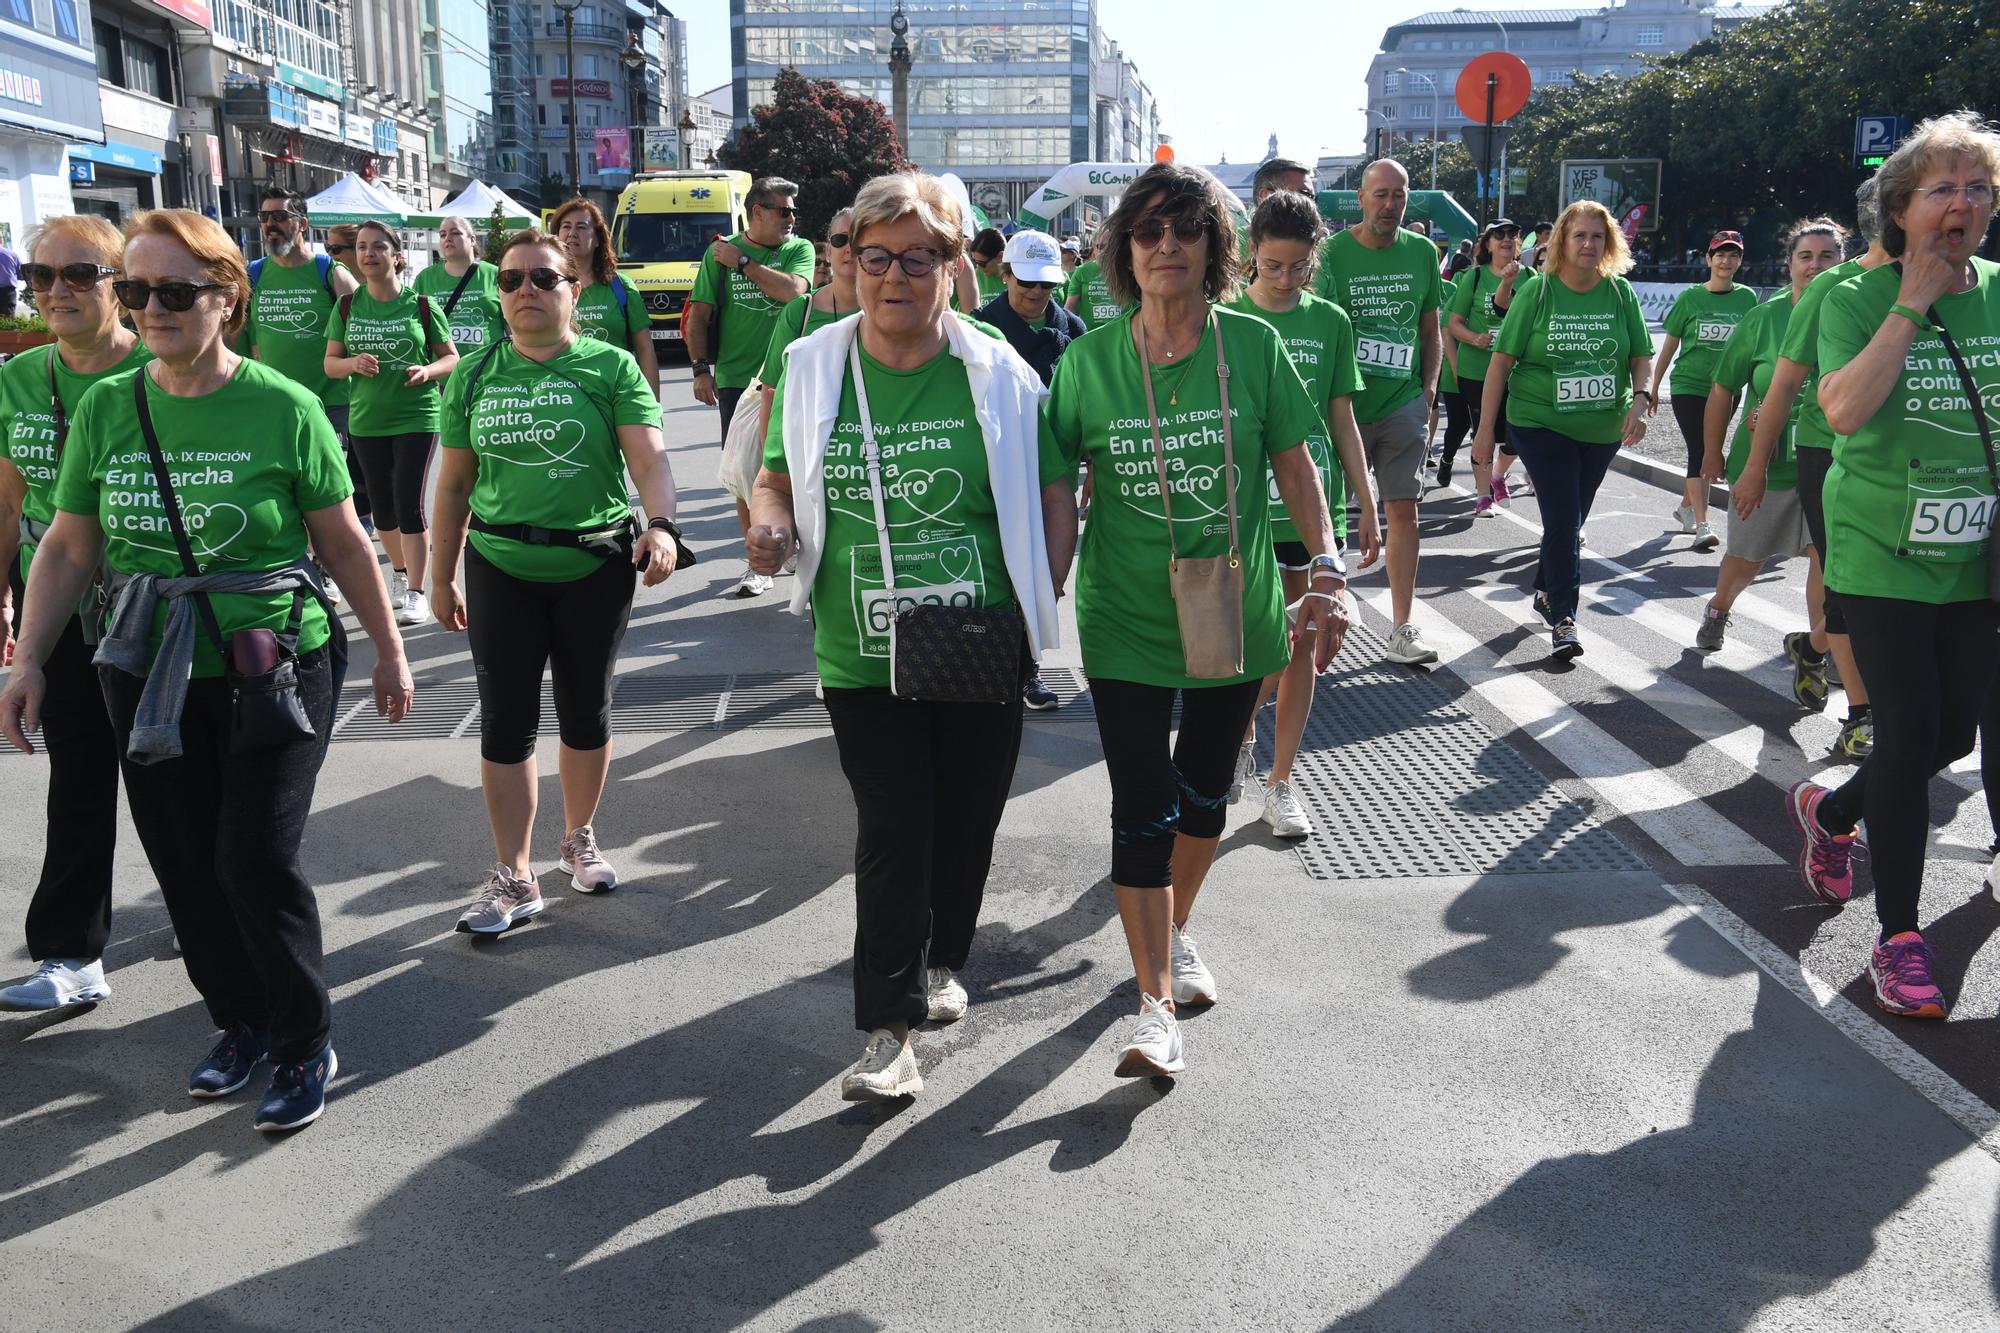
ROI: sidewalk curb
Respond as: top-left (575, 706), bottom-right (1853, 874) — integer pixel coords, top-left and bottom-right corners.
top-left (1610, 447), bottom-right (1732, 509)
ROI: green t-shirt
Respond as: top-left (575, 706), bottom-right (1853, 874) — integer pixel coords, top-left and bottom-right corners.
top-left (763, 344), bottom-right (1012, 689)
top-left (1712, 289), bottom-right (1800, 490)
top-left (1312, 227), bottom-right (1446, 424)
top-left (1781, 257), bottom-right (1869, 450)
top-left (1663, 282), bottom-right (1760, 398)
top-left (413, 260), bottom-right (502, 360)
top-left (1038, 307), bottom-right (1320, 688)
top-left (689, 234), bottom-right (818, 389)
top-left (1224, 290), bottom-right (1365, 541)
top-left (1819, 258), bottom-right (2000, 604)
top-left (1447, 264), bottom-right (1512, 383)
top-left (1065, 260), bottom-right (1127, 330)
top-left (759, 292), bottom-right (850, 388)
top-left (976, 269), bottom-right (1007, 302)
top-left (1494, 272), bottom-right (1651, 446)
top-left (242, 256), bottom-right (347, 407)
top-left (51, 360), bottom-right (349, 676)
top-left (0, 340), bottom-right (153, 576)
top-left (326, 287), bottom-right (451, 436)
top-left (441, 338), bottom-right (662, 583)
top-left (574, 273), bottom-right (649, 356)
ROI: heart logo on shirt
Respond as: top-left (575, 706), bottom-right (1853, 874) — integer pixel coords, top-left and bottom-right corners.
top-left (1380, 299), bottom-right (1417, 328)
top-left (938, 543), bottom-right (975, 584)
top-left (482, 417), bottom-right (590, 470)
top-left (1173, 463), bottom-right (1241, 520)
top-left (259, 308), bottom-right (318, 334)
top-left (377, 337), bottom-right (417, 366)
top-left (896, 467), bottom-right (965, 526)
top-left (184, 502), bottom-right (249, 558)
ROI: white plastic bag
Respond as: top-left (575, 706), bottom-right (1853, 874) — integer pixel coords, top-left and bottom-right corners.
top-left (719, 379), bottom-right (767, 504)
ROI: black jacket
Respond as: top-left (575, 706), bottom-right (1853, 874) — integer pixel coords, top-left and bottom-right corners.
top-left (975, 292), bottom-right (1086, 386)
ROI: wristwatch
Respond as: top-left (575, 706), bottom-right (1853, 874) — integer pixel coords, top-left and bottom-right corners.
top-left (691, 360), bottom-right (712, 376)
top-left (1309, 552), bottom-right (1348, 580)
top-left (735, 253), bottom-right (752, 274)
top-left (646, 515), bottom-right (683, 540)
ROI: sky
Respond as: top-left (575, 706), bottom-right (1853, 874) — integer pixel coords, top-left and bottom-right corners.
top-left (680, 0), bottom-right (1528, 168)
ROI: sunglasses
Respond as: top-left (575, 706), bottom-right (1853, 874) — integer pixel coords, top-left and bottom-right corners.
top-left (827, 231), bottom-right (851, 249)
top-left (326, 244), bottom-right (353, 255)
top-left (1016, 280), bottom-right (1059, 291)
top-left (855, 245), bottom-right (942, 278)
top-left (25, 262), bottom-right (118, 292)
top-left (113, 279), bottom-right (229, 312)
top-left (496, 266), bottom-right (574, 292)
top-left (258, 209), bottom-right (297, 224)
top-left (763, 205), bottom-right (798, 218)
top-left (1131, 214), bottom-right (1210, 248)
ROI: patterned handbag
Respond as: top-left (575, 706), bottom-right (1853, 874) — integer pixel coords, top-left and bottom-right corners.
top-left (850, 339), bottom-right (1025, 703)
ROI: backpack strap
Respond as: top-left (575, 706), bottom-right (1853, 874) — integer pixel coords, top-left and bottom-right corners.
top-left (338, 291), bottom-right (353, 325)
top-left (417, 292), bottom-right (437, 343)
top-left (314, 253), bottom-right (334, 298)
top-left (612, 276), bottom-right (628, 314)
top-left (249, 258), bottom-right (265, 289)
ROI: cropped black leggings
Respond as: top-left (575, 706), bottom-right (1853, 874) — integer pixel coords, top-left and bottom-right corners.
top-left (351, 431), bottom-right (436, 535)
top-left (464, 546), bottom-right (636, 764)
top-left (1435, 387), bottom-right (1472, 474)
top-left (1814, 594), bottom-right (2000, 937)
top-left (1091, 677), bottom-right (1264, 888)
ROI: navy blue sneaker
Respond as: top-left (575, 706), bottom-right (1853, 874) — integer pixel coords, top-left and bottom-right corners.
top-left (188, 1024), bottom-right (268, 1099)
top-left (254, 1046), bottom-right (337, 1132)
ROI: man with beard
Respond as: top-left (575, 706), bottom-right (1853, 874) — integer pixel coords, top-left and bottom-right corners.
top-left (239, 187), bottom-right (372, 570)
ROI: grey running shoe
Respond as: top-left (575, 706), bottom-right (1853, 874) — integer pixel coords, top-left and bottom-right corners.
top-left (559, 824), bottom-right (619, 894)
top-left (1692, 521), bottom-right (1720, 552)
top-left (1673, 503), bottom-right (1696, 534)
top-left (0, 958), bottom-right (110, 1010)
top-left (925, 967), bottom-right (969, 1023)
top-left (456, 865), bottom-right (545, 934)
top-left (841, 1030), bottom-right (923, 1101)
top-left (1551, 618), bottom-right (1583, 661)
top-left (1695, 604), bottom-right (1730, 651)
top-left (1114, 993), bottom-right (1186, 1078)
top-left (1836, 713), bottom-right (1874, 760)
top-left (1384, 622), bottom-right (1440, 666)
top-left (1169, 923), bottom-right (1217, 1007)
top-left (1228, 739), bottom-right (1256, 804)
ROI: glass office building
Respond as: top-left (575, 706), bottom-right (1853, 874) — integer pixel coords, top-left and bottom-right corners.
top-left (732, 0), bottom-right (1150, 220)
top-left (426, 0), bottom-right (495, 189)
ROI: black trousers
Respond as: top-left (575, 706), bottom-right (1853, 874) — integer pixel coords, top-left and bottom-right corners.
top-left (1794, 445), bottom-right (1844, 635)
top-left (464, 545), bottom-right (636, 764)
top-left (1435, 387), bottom-right (1473, 474)
top-left (350, 430), bottom-right (436, 535)
top-left (1671, 393), bottom-right (1708, 478)
top-left (1507, 424), bottom-right (1619, 624)
top-left (10, 556), bottom-right (119, 960)
top-left (717, 385), bottom-right (746, 440)
top-left (100, 643), bottom-right (340, 1060)
top-left (1815, 595), bottom-right (2000, 938)
top-left (1984, 679), bottom-right (2000, 847)
top-left (1460, 375), bottom-right (1514, 457)
top-left (326, 403), bottom-right (367, 521)
top-left (823, 682), bottom-right (1026, 1032)
top-left (1091, 677), bottom-right (1264, 889)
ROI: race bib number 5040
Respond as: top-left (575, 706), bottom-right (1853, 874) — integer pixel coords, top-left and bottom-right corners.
top-left (1902, 466), bottom-right (1996, 561)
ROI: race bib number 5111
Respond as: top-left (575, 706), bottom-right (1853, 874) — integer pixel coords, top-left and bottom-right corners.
top-left (1355, 336), bottom-right (1414, 378)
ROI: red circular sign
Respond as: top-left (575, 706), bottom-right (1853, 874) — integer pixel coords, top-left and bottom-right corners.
top-left (1455, 52), bottom-right (1532, 123)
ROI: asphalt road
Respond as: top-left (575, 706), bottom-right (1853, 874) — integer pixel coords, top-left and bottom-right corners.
top-left (2, 361), bottom-right (1998, 1330)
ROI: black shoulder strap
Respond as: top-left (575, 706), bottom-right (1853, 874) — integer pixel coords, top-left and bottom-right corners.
top-left (1916, 293), bottom-right (2000, 498)
top-left (338, 291), bottom-right (353, 325)
top-left (131, 372), bottom-right (230, 658)
top-left (417, 292), bottom-right (437, 337)
top-left (462, 339), bottom-right (511, 419)
top-left (443, 265), bottom-right (477, 317)
top-left (45, 345), bottom-right (67, 462)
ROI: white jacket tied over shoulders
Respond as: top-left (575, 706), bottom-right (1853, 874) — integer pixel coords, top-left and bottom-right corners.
top-left (776, 311), bottom-right (1063, 658)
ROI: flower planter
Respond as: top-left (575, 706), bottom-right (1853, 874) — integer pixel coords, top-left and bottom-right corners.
top-left (0, 329), bottom-right (55, 360)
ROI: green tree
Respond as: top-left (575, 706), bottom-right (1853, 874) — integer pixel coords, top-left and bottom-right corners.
top-left (484, 200), bottom-right (509, 262)
top-left (717, 66), bottom-right (909, 239)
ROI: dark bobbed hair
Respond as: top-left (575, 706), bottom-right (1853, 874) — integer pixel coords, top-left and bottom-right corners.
top-left (1099, 162), bottom-right (1242, 309)
top-left (548, 197), bottom-right (618, 285)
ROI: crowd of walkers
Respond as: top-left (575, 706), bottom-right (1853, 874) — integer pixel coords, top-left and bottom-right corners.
top-left (0, 109), bottom-right (1997, 1127)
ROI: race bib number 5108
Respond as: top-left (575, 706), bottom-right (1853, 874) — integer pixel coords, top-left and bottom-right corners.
top-left (1555, 373), bottom-right (1618, 411)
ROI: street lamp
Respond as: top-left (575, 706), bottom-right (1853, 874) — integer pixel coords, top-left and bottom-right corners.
top-left (1394, 67), bottom-right (1440, 191)
top-left (1451, 6), bottom-right (1507, 49)
top-left (677, 107), bottom-right (695, 172)
top-left (554, 0), bottom-right (583, 197)
top-left (619, 36), bottom-right (645, 171)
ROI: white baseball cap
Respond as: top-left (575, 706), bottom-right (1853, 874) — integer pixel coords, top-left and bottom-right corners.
top-left (1002, 229), bottom-right (1065, 285)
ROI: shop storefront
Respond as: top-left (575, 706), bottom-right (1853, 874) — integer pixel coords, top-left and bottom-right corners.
top-left (0, 10), bottom-right (107, 245)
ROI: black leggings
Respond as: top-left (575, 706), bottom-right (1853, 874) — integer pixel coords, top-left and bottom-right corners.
top-left (1794, 446), bottom-right (1844, 635)
top-left (1985, 680), bottom-right (2000, 848)
top-left (464, 545), bottom-right (636, 763)
top-left (1671, 393), bottom-right (1708, 478)
top-left (1507, 423), bottom-right (1619, 624)
top-left (1435, 387), bottom-right (1472, 473)
top-left (1460, 376), bottom-right (1514, 457)
top-left (351, 431), bottom-right (436, 535)
top-left (1814, 595), bottom-right (2000, 937)
top-left (1091, 677), bottom-right (1264, 888)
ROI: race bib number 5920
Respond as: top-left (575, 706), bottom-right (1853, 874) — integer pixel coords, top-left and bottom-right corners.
top-left (1355, 336), bottom-right (1414, 378)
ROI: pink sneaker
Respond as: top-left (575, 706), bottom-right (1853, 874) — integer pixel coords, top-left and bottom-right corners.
top-left (1868, 932), bottom-right (1947, 1018)
top-left (1786, 781), bottom-right (1856, 904)
top-left (1474, 493), bottom-right (1496, 517)
top-left (1492, 474), bottom-right (1513, 508)
top-left (560, 824), bottom-right (619, 894)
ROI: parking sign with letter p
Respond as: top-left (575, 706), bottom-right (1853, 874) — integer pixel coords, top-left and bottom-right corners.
top-left (1854, 115), bottom-right (1908, 167)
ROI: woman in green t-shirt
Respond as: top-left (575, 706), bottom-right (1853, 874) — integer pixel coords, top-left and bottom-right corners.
top-left (1785, 112), bottom-right (2000, 1020)
top-left (430, 230), bottom-right (679, 940)
top-left (1039, 162), bottom-right (1349, 1081)
top-left (1, 208), bottom-right (413, 1131)
top-left (1223, 190), bottom-right (1380, 842)
top-left (551, 198), bottom-right (660, 402)
top-left (748, 172), bottom-right (1062, 1104)
top-left (1449, 220), bottom-right (1525, 510)
top-left (414, 215), bottom-right (501, 360)
top-left (1652, 232), bottom-right (1758, 550)
top-left (0, 213), bottom-right (148, 1011)
top-left (325, 220), bottom-right (458, 628)
top-left (756, 206), bottom-right (859, 446)
top-left (1692, 220), bottom-right (1846, 675)
top-left (1472, 200), bottom-right (1654, 660)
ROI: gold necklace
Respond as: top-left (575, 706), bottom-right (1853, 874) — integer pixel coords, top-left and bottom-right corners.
top-left (1163, 352), bottom-right (1200, 407)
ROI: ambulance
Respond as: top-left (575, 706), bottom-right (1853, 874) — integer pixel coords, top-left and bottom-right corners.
top-left (610, 169), bottom-right (754, 353)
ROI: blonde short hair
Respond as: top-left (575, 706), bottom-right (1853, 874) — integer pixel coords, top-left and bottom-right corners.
top-left (1546, 200), bottom-right (1633, 280)
top-left (123, 209), bottom-right (250, 335)
top-left (1877, 110), bottom-right (2000, 257)
top-left (848, 173), bottom-right (967, 264)
top-left (25, 213), bottom-right (125, 269)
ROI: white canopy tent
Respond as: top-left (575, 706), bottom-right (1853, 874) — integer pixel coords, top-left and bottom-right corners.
top-left (412, 180), bottom-right (538, 230)
top-left (303, 171), bottom-right (407, 226)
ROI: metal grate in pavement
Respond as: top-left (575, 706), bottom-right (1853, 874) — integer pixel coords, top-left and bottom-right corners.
top-left (1268, 618), bottom-right (1646, 880)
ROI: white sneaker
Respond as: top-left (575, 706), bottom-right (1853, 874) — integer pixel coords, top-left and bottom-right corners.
top-left (783, 551), bottom-right (799, 575)
top-left (1262, 779), bottom-right (1312, 839)
top-left (1384, 622), bottom-right (1439, 665)
top-left (925, 966), bottom-right (969, 1023)
top-left (1987, 852), bottom-right (2000, 903)
top-left (840, 1029), bottom-right (923, 1101)
top-left (1227, 739), bottom-right (1256, 805)
top-left (724, 567), bottom-right (776, 599)
top-left (316, 558), bottom-right (343, 606)
top-left (1170, 922), bottom-right (1217, 1006)
top-left (1114, 993), bottom-right (1185, 1078)
top-left (0, 958), bottom-right (111, 1010)
top-left (389, 568), bottom-right (410, 604)
top-left (396, 589), bottom-right (429, 626)
top-left (1693, 521), bottom-right (1720, 552)
top-left (1673, 502), bottom-right (1697, 534)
